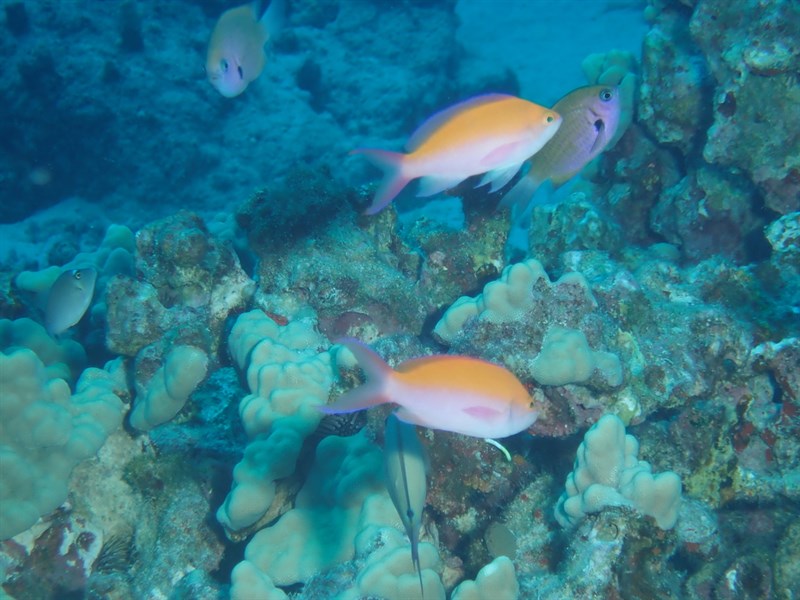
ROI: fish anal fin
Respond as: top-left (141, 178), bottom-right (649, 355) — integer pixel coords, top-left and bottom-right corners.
top-left (416, 174), bottom-right (465, 197)
top-left (477, 164), bottom-right (522, 193)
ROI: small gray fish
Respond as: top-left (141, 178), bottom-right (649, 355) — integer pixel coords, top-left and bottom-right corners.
top-left (499, 85), bottom-right (622, 218)
top-left (45, 267), bottom-right (97, 335)
top-left (384, 414), bottom-right (428, 596)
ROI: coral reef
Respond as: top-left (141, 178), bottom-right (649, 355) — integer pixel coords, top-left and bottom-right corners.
top-left (555, 414), bottom-right (682, 530)
top-left (0, 348), bottom-right (125, 540)
top-left (217, 309), bottom-right (334, 533)
top-left (1, 1), bottom-right (799, 598)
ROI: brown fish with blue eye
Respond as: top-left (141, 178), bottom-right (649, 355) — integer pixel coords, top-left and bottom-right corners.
top-left (498, 85), bottom-right (622, 217)
top-left (45, 267), bottom-right (97, 335)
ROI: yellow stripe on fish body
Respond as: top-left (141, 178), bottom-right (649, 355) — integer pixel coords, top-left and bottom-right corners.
top-left (353, 94), bottom-right (562, 215)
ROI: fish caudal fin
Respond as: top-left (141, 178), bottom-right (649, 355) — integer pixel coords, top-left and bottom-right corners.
top-left (351, 148), bottom-right (412, 214)
top-left (319, 338), bottom-right (393, 414)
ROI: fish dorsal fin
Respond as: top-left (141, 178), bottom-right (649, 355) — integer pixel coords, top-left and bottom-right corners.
top-left (254, 0), bottom-right (285, 35)
top-left (405, 94), bottom-right (514, 152)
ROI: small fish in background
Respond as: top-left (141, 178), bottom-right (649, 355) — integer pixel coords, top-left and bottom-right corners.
top-left (384, 414), bottom-right (428, 596)
top-left (45, 267), bottom-right (97, 336)
top-left (352, 94), bottom-right (562, 215)
top-left (206, 0), bottom-right (285, 98)
top-left (321, 339), bottom-right (539, 439)
top-left (498, 85), bottom-right (622, 219)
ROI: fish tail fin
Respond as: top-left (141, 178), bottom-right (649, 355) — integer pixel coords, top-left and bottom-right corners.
top-left (320, 338), bottom-right (393, 414)
top-left (255, 0), bottom-right (285, 35)
top-left (351, 148), bottom-right (412, 214)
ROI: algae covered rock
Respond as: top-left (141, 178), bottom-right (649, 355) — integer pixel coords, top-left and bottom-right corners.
top-left (105, 211), bottom-right (254, 359)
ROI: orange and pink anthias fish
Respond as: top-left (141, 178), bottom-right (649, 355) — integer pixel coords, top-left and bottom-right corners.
top-left (321, 339), bottom-right (540, 439)
top-left (206, 0), bottom-right (284, 98)
top-left (352, 94), bottom-right (563, 214)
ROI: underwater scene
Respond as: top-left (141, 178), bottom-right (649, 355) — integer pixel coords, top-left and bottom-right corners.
top-left (0, 0), bottom-right (799, 598)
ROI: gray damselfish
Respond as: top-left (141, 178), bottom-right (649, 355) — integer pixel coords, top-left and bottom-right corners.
top-left (384, 413), bottom-right (428, 596)
top-left (45, 267), bottom-right (98, 335)
top-left (498, 85), bottom-right (622, 220)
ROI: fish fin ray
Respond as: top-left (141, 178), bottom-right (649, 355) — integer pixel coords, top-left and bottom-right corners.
top-left (351, 149), bottom-right (411, 214)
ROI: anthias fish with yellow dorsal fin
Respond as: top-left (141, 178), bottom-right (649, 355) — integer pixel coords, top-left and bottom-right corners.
top-left (322, 339), bottom-right (539, 439)
top-left (352, 94), bottom-right (562, 214)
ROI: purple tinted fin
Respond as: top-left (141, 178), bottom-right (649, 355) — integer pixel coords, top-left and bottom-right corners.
top-left (319, 338), bottom-right (393, 415)
top-left (351, 148), bottom-right (411, 214)
top-left (318, 382), bottom-right (387, 414)
top-left (337, 337), bottom-right (393, 381)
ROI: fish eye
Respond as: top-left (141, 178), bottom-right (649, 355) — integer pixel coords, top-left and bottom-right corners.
top-left (237, 65), bottom-right (244, 80)
top-left (220, 59), bottom-right (229, 73)
top-left (73, 270), bottom-right (82, 280)
top-left (546, 115), bottom-right (554, 123)
top-left (599, 88), bottom-right (614, 102)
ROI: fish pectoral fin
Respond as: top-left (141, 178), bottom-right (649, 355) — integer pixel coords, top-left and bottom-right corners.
top-left (588, 118), bottom-right (606, 154)
top-left (477, 164), bottom-right (522, 193)
top-left (416, 174), bottom-right (465, 197)
top-left (462, 405), bottom-right (503, 419)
